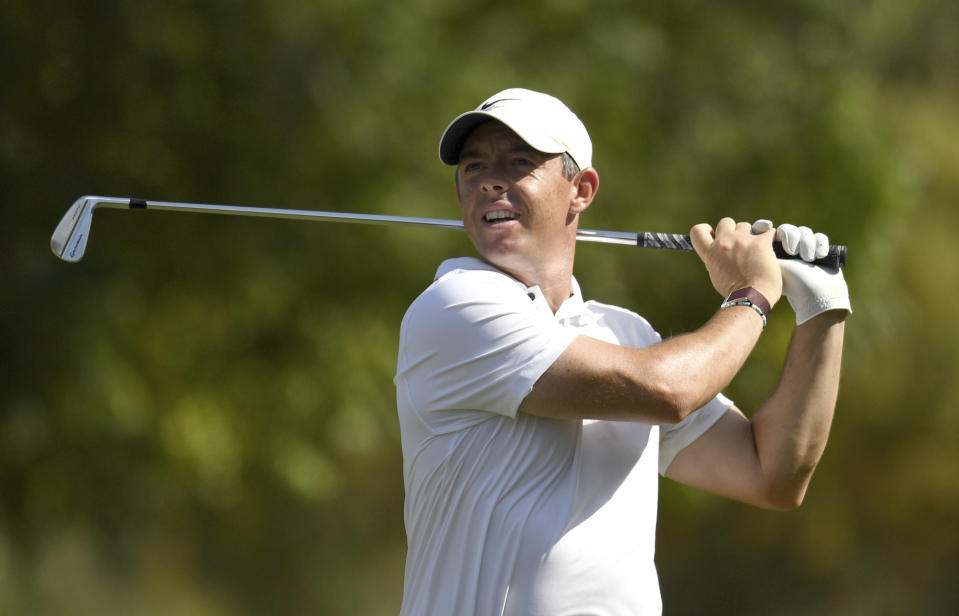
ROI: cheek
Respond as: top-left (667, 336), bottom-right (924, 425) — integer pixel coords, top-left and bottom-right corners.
top-left (544, 185), bottom-right (575, 217)
top-left (456, 176), bottom-right (479, 203)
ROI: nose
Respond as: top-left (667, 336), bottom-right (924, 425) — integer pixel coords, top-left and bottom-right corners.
top-left (481, 179), bottom-right (505, 193)
top-left (480, 164), bottom-right (508, 194)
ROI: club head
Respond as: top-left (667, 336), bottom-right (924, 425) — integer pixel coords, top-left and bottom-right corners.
top-left (51, 196), bottom-right (97, 262)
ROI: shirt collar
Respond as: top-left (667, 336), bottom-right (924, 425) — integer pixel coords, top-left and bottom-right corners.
top-left (434, 257), bottom-right (588, 321)
top-left (434, 257), bottom-right (503, 280)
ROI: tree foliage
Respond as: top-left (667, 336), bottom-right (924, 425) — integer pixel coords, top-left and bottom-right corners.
top-left (2, 0), bottom-right (957, 613)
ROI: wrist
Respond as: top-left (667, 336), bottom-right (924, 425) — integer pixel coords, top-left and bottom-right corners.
top-left (721, 286), bottom-right (771, 330)
top-left (779, 258), bottom-right (851, 326)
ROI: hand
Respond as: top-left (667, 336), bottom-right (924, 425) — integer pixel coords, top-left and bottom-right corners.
top-left (752, 220), bottom-right (852, 325)
top-left (690, 217), bottom-right (782, 306)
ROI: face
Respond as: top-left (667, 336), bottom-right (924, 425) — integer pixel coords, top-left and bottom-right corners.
top-left (455, 121), bottom-right (590, 281)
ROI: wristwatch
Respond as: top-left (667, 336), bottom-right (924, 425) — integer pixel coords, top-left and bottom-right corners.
top-left (721, 286), bottom-right (771, 329)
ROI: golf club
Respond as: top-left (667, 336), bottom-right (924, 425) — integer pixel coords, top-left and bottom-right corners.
top-left (51, 195), bottom-right (848, 268)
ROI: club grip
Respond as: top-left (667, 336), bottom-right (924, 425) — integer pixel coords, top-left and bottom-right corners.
top-left (636, 232), bottom-right (848, 269)
top-left (773, 242), bottom-right (847, 269)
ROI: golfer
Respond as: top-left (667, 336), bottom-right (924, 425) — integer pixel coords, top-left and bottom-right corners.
top-left (394, 88), bottom-right (851, 615)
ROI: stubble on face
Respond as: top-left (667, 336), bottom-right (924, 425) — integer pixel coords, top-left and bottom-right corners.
top-left (455, 122), bottom-right (579, 286)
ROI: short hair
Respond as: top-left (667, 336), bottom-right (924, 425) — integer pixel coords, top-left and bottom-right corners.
top-left (560, 152), bottom-right (580, 180)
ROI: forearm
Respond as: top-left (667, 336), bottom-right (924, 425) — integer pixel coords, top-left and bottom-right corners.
top-left (751, 310), bottom-right (846, 507)
top-left (648, 304), bottom-right (766, 418)
top-left (522, 302), bottom-right (765, 423)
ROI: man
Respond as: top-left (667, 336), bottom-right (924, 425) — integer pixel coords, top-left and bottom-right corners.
top-left (394, 88), bottom-right (850, 615)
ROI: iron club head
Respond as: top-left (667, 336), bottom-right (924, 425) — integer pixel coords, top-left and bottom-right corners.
top-left (51, 196), bottom-right (97, 262)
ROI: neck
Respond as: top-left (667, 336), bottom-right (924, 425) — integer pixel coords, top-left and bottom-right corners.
top-left (484, 243), bottom-right (577, 314)
top-left (537, 271), bottom-right (576, 313)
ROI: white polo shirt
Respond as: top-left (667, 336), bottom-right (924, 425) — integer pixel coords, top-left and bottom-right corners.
top-left (395, 257), bottom-right (732, 616)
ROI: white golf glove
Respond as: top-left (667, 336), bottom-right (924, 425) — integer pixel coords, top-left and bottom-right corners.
top-left (752, 220), bottom-right (852, 325)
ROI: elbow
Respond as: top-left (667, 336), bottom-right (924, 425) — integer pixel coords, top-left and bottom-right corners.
top-left (762, 490), bottom-right (805, 512)
top-left (644, 361), bottom-right (718, 425)
top-left (651, 381), bottom-right (702, 425)
top-left (609, 345), bottom-right (716, 423)
top-left (758, 478), bottom-right (811, 511)
top-left (612, 354), bottom-right (716, 424)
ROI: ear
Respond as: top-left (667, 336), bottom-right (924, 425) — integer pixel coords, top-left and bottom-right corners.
top-left (569, 168), bottom-right (600, 215)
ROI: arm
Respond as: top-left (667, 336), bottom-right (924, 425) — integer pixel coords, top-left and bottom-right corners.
top-left (663, 310), bottom-right (846, 510)
top-left (519, 217), bottom-right (782, 425)
top-left (664, 223), bottom-right (852, 509)
top-left (519, 307), bottom-right (764, 424)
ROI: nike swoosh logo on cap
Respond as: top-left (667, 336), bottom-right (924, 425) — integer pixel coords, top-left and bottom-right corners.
top-left (480, 98), bottom-right (521, 110)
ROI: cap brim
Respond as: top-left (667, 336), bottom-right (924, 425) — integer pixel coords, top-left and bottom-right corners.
top-left (439, 110), bottom-right (568, 166)
top-left (438, 111), bottom-right (498, 165)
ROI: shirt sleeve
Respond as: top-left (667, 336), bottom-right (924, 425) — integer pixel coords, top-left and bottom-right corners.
top-left (658, 393), bottom-right (733, 475)
top-left (396, 268), bottom-right (578, 431)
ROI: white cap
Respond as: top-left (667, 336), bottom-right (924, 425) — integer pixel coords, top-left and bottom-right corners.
top-left (439, 88), bottom-right (593, 170)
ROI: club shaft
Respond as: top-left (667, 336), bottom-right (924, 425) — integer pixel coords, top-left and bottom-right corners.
top-left (92, 196), bottom-right (466, 231)
top-left (92, 196), bottom-right (644, 244)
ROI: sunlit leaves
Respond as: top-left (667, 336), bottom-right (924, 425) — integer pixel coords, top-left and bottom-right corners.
top-left (2, 0), bottom-right (958, 614)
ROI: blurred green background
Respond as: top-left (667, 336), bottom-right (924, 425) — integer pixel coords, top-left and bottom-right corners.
top-left (3, 0), bottom-right (957, 614)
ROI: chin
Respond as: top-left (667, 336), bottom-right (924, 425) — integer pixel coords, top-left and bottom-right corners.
top-left (470, 229), bottom-right (532, 269)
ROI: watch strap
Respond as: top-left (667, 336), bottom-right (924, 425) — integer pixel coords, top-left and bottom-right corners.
top-left (721, 286), bottom-right (771, 329)
top-left (722, 286), bottom-right (771, 317)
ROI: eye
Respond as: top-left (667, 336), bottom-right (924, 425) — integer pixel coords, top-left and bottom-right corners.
top-left (512, 157), bottom-right (543, 178)
top-left (461, 161), bottom-right (483, 173)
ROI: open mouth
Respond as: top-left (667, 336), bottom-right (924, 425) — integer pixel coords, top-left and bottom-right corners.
top-left (484, 210), bottom-right (518, 224)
